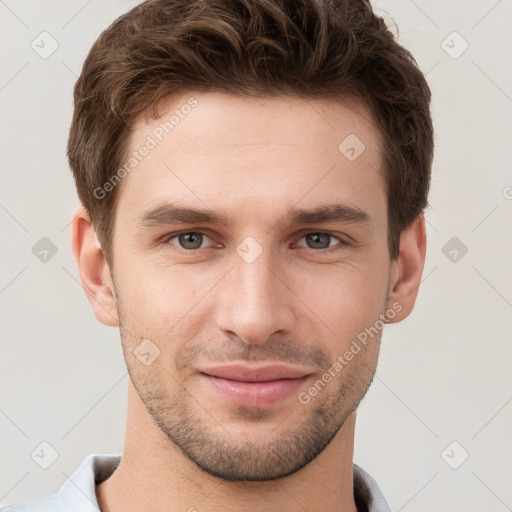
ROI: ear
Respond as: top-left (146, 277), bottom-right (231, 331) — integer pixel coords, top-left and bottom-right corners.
top-left (70, 206), bottom-right (119, 327)
top-left (386, 214), bottom-right (427, 323)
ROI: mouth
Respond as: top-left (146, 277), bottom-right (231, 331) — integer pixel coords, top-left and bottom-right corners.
top-left (198, 364), bottom-right (312, 407)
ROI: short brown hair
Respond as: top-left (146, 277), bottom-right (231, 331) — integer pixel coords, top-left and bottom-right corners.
top-left (67, 0), bottom-right (433, 266)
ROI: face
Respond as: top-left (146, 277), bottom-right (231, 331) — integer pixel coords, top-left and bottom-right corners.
top-left (108, 92), bottom-right (393, 481)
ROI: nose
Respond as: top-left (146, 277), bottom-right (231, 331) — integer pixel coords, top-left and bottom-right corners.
top-left (215, 244), bottom-right (297, 345)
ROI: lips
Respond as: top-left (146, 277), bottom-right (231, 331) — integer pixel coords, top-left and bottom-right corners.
top-left (200, 364), bottom-right (309, 382)
top-left (198, 364), bottom-right (311, 407)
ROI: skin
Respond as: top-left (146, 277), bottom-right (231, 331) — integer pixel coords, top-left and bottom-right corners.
top-left (71, 92), bottom-right (426, 512)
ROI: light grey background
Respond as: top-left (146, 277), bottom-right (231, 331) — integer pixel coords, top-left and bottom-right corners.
top-left (1, 1), bottom-right (511, 510)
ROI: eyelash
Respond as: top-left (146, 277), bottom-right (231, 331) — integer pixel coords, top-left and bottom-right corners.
top-left (161, 230), bottom-right (349, 254)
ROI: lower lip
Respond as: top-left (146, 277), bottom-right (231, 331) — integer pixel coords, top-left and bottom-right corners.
top-left (201, 374), bottom-right (310, 407)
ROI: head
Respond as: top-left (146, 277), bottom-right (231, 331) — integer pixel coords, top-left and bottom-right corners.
top-left (69, 0), bottom-right (432, 481)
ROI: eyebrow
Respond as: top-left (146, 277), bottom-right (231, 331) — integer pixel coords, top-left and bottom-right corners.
top-left (135, 203), bottom-right (371, 229)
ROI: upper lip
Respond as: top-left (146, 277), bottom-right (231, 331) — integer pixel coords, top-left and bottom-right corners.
top-left (199, 364), bottom-right (310, 382)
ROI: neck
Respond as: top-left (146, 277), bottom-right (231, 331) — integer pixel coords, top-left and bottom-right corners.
top-left (96, 380), bottom-right (359, 512)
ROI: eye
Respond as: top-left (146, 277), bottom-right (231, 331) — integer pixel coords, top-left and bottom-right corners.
top-left (165, 231), bottom-right (214, 250)
top-left (296, 232), bottom-right (346, 251)
top-left (162, 231), bottom-right (348, 253)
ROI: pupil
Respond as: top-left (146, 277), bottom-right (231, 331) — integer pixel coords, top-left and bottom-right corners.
top-left (307, 233), bottom-right (329, 249)
top-left (180, 233), bottom-right (202, 249)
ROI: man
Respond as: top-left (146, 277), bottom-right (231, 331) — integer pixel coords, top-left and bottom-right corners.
top-left (2, 0), bottom-right (433, 510)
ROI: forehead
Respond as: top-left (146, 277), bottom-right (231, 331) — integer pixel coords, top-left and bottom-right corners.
top-left (116, 91), bottom-right (385, 227)
top-left (133, 91), bottom-right (381, 156)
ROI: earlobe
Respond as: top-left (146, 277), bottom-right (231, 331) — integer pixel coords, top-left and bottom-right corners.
top-left (386, 215), bottom-right (427, 323)
top-left (70, 206), bottom-right (119, 327)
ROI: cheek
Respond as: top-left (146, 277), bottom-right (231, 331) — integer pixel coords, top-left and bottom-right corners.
top-left (296, 261), bottom-right (389, 339)
top-left (117, 263), bottom-right (210, 348)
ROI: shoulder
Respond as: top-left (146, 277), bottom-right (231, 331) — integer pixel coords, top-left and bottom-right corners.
top-left (1, 494), bottom-right (58, 512)
top-left (1, 453), bottom-right (122, 512)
